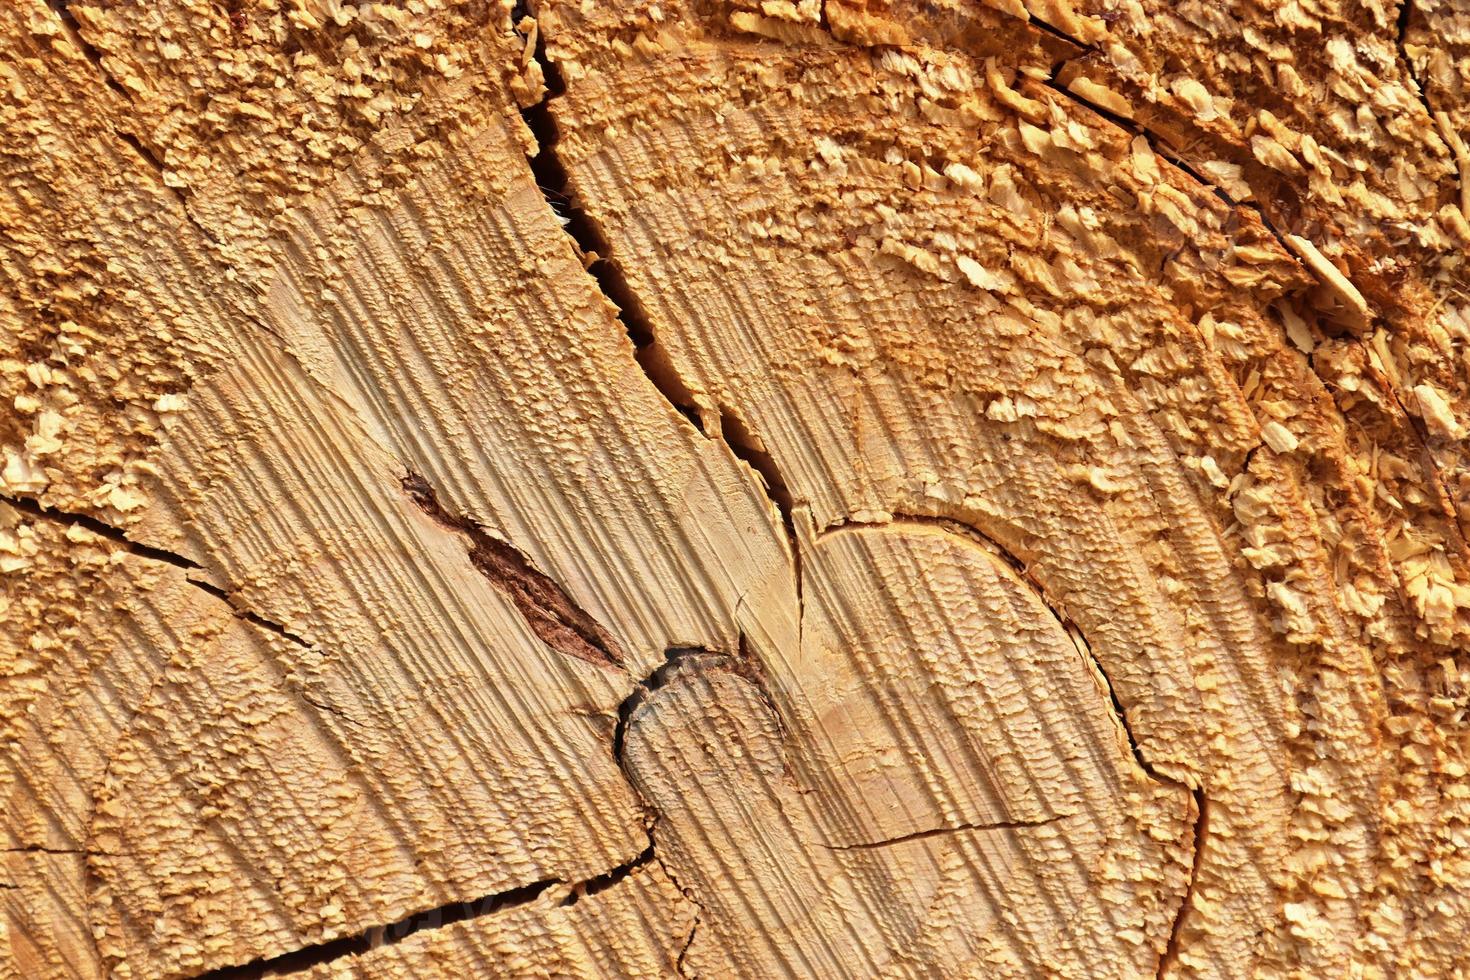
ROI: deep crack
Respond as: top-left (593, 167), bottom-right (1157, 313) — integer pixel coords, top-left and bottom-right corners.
top-left (1, 492), bottom-right (199, 572)
top-left (674, 913), bottom-right (699, 978)
top-left (612, 647), bottom-right (714, 759)
top-left (1028, 14), bottom-right (1095, 53)
top-left (1040, 72), bottom-right (1299, 266)
top-left (1396, 0), bottom-right (1437, 122)
top-left (194, 877), bottom-right (560, 979)
top-left (1, 492), bottom-right (312, 649)
top-left (611, 649), bottom-right (716, 974)
top-left (43, 0), bottom-right (225, 248)
top-left (44, 0), bottom-right (127, 100)
top-left (518, 2), bottom-right (804, 637)
top-left (1396, 0), bottom-right (1469, 218)
top-left (516, 4), bottom-right (706, 434)
top-left (714, 403), bottom-right (804, 613)
top-left (558, 843), bottom-right (656, 908)
top-left (1157, 791), bottom-right (1209, 979)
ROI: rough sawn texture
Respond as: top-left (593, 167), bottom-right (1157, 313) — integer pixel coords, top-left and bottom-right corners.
top-left (1, 0), bottom-right (1467, 978)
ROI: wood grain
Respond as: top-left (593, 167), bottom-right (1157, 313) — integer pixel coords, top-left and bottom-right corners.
top-left (3, 0), bottom-right (1467, 976)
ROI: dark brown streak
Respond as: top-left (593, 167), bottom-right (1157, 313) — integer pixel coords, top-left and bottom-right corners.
top-left (512, 19), bottom-right (748, 955)
top-left (401, 472), bottom-right (625, 670)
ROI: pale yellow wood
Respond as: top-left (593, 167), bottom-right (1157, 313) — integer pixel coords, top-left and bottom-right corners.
top-left (293, 862), bottom-right (694, 979)
top-left (540, 2), bottom-right (1470, 976)
top-left (2, 0), bottom-right (1468, 977)
top-left (622, 523), bottom-right (1195, 977)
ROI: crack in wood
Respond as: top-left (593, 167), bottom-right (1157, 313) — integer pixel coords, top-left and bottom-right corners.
top-left (712, 400), bottom-right (802, 565)
top-left (1037, 40), bottom-right (1410, 413)
top-left (401, 471), bottom-right (626, 670)
top-left (1036, 56), bottom-right (1467, 546)
top-left (819, 813), bottom-right (1070, 851)
top-left (192, 876), bottom-right (561, 979)
top-left (1036, 72), bottom-right (1470, 553)
top-left (1044, 47), bottom-right (1470, 576)
top-left (818, 512), bottom-right (1209, 973)
top-left (557, 843), bottom-right (656, 908)
top-left (1040, 69), bottom-right (1301, 267)
top-left (1157, 791), bottom-right (1209, 979)
top-left (674, 913), bottom-right (699, 979)
top-left (612, 647), bottom-right (716, 760)
top-left (1027, 14), bottom-right (1095, 54)
top-left (1, 491), bottom-right (199, 571)
top-left (0, 492), bottom-right (314, 650)
top-left (517, 0), bottom-right (808, 570)
top-left (1341, 345), bottom-right (1470, 549)
top-left (610, 649), bottom-right (725, 973)
top-left (519, 2), bottom-right (805, 628)
top-left (516, 3), bottom-right (707, 437)
top-left (43, 0), bottom-right (127, 101)
top-left (14, 3), bottom-right (1431, 974)
top-left (41, 1), bottom-right (227, 249)
top-left (1396, 0), bottom-right (1437, 124)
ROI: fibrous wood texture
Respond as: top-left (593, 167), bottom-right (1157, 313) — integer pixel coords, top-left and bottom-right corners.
top-left (1, 0), bottom-right (1467, 977)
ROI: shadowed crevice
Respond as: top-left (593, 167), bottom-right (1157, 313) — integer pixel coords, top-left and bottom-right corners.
top-left (517, 0), bottom-right (805, 627)
top-left (1157, 792), bottom-right (1209, 979)
top-left (42, 0), bottom-right (227, 247)
top-left (610, 648), bottom-right (719, 978)
top-left (44, 0), bottom-right (128, 100)
top-left (1, 492), bottom-right (198, 571)
top-left (193, 848), bottom-right (661, 977)
top-left (194, 878), bottom-right (559, 979)
top-left (515, 1), bottom-right (707, 437)
top-left (612, 647), bottom-right (718, 760)
top-left (1396, 0), bottom-right (1437, 122)
top-left (0, 492), bottom-right (312, 649)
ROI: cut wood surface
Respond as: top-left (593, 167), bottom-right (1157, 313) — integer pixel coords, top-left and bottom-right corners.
top-left (1, 0), bottom-right (1467, 977)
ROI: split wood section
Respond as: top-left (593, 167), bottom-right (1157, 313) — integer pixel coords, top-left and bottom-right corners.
top-left (2, 0), bottom-right (1467, 977)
